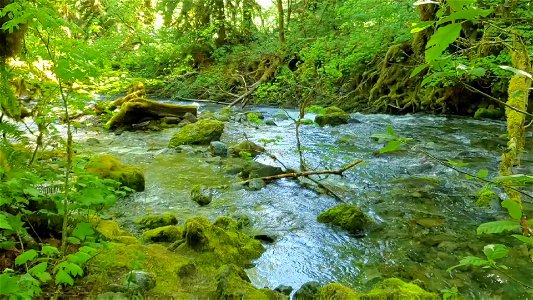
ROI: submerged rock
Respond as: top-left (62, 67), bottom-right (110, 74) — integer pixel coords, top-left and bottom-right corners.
top-left (314, 106), bottom-right (350, 127)
top-left (317, 204), bottom-right (370, 236)
top-left (169, 119), bottom-right (225, 147)
top-left (136, 213), bottom-right (178, 229)
top-left (247, 178), bottom-right (266, 191)
top-left (229, 140), bottom-right (265, 158)
top-left (209, 141), bottom-right (228, 157)
top-left (85, 154), bottom-right (145, 191)
top-left (190, 184), bottom-right (213, 206)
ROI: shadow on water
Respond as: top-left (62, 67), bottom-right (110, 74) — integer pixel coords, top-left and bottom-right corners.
top-left (74, 104), bottom-right (533, 298)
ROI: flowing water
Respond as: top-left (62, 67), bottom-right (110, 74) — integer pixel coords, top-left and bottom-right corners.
top-left (73, 104), bottom-right (533, 299)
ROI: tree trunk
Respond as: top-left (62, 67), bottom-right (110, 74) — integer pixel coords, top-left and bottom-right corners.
top-left (276, 0), bottom-right (285, 44)
top-left (214, 0), bottom-right (226, 47)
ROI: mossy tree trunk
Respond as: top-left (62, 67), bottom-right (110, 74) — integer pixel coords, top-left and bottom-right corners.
top-left (499, 37), bottom-right (531, 206)
top-left (276, 0), bottom-right (285, 44)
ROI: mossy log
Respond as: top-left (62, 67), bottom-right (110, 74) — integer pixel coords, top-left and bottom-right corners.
top-left (106, 98), bottom-right (198, 129)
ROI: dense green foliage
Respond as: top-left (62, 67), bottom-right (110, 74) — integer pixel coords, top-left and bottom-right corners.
top-left (0, 0), bottom-right (532, 298)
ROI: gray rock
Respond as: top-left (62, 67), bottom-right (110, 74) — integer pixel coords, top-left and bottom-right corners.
top-left (191, 184), bottom-right (213, 206)
top-left (209, 141), bottom-right (228, 157)
top-left (86, 137), bottom-right (100, 145)
top-left (294, 281), bottom-right (321, 300)
top-left (124, 270), bottom-right (156, 292)
top-left (183, 112), bottom-right (198, 123)
top-left (265, 119), bottom-right (277, 126)
top-left (241, 161), bottom-right (284, 179)
top-left (247, 178), bottom-right (266, 191)
top-left (229, 141), bottom-right (265, 158)
top-left (274, 285), bottom-right (293, 296)
top-left (273, 111), bottom-right (289, 120)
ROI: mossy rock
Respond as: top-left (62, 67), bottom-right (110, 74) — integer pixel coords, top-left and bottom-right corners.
top-left (136, 213), bottom-right (178, 229)
top-left (317, 283), bottom-right (359, 299)
top-left (93, 219), bottom-right (137, 243)
top-left (363, 278), bottom-right (438, 299)
top-left (191, 184), bottom-right (213, 206)
top-left (169, 119), bottom-right (225, 147)
top-left (215, 264), bottom-right (279, 300)
top-left (229, 141), bottom-right (265, 158)
top-left (314, 106), bottom-right (350, 127)
top-left (182, 217), bottom-right (211, 250)
top-left (317, 204), bottom-right (370, 236)
top-left (241, 161), bottom-right (284, 179)
top-left (297, 119), bottom-right (315, 125)
top-left (474, 107), bottom-right (503, 119)
top-left (85, 154), bottom-right (145, 192)
top-left (142, 225), bottom-right (183, 243)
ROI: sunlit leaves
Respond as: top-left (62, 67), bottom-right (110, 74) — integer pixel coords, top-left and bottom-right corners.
top-left (425, 23), bottom-right (462, 62)
top-left (477, 220), bottom-right (520, 235)
top-left (501, 199), bottom-right (522, 220)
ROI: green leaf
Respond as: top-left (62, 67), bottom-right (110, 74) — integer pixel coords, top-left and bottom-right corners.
top-left (477, 220), bottom-right (520, 234)
top-left (41, 245), bottom-right (60, 257)
top-left (15, 249), bottom-right (38, 266)
top-left (494, 174), bottom-right (533, 186)
top-left (0, 273), bottom-right (19, 295)
top-left (410, 64), bottom-right (429, 78)
top-left (501, 199), bottom-right (522, 220)
top-left (425, 23), bottom-right (462, 62)
top-left (469, 67), bottom-right (486, 77)
top-left (499, 66), bottom-right (533, 79)
top-left (437, 8), bottom-right (493, 24)
top-left (0, 241), bottom-right (16, 249)
top-left (72, 222), bottom-right (95, 241)
top-left (513, 235), bottom-right (533, 246)
top-left (0, 213), bottom-right (13, 230)
top-left (55, 270), bottom-right (74, 286)
top-left (483, 244), bottom-right (508, 261)
top-left (459, 256), bottom-right (491, 267)
top-left (410, 21), bottom-right (434, 33)
top-left (29, 262), bottom-right (52, 283)
top-left (379, 140), bottom-right (402, 154)
top-left (68, 251), bottom-right (92, 265)
top-left (477, 169), bottom-right (489, 179)
top-left (23, 187), bottom-right (42, 198)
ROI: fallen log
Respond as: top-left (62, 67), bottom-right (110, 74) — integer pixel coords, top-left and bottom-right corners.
top-left (106, 98), bottom-right (198, 129)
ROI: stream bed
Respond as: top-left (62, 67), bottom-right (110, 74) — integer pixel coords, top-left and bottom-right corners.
top-left (73, 104), bottom-right (533, 299)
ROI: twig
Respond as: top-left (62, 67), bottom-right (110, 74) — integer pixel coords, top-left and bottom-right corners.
top-left (239, 160), bottom-right (364, 185)
top-left (461, 82), bottom-right (533, 118)
top-left (417, 148), bottom-right (533, 202)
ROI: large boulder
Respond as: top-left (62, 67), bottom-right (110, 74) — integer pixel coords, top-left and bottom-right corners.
top-left (317, 204), bottom-right (370, 236)
top-left (314, 106), bottom-right (350, 127)
top-left (85, 154), bottom-right (145, 191)
top-left (169, 119), bottom-right (225, 147)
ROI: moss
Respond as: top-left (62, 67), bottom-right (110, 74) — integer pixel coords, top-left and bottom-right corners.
top-left (215, 264), bottom-right (274, 300)
top-left (362, 278), bottom-right (438, 299)
top-left (85, 154), bottom-right (145, 192)
top-left (229, 141), bottom-right (265, 158)
top-left (317, 204), bottom-right (371, 236)
top-left (475, 187), bottom-right (498, 207)
top-left (136, 213), bottom-right (178, 229)
top-left (317, 283), bottom-right (359, 299)
top-left (169, 119), bottom-right (225, 147)
top-left (191, 184), bottom-right (212, 206)
top-left (314, 107), bottom-right (350, 127)
top-left (297, 119), bottom-right (315, 125)
top-left (474, 107), bottom-right (503, 119)
top-left (142, 225), bottom-right (182, 243)
top-left (93, 219), bottom-right (136, 242)
top-left (182, 217), bottom-right (211, 250)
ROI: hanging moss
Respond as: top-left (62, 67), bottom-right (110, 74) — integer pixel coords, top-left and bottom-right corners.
top-left (499, 37), bottom-right (531, 206)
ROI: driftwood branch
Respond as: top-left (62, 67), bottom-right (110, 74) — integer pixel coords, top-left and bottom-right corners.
top-left (240, 159), bottom-right (364, 185)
